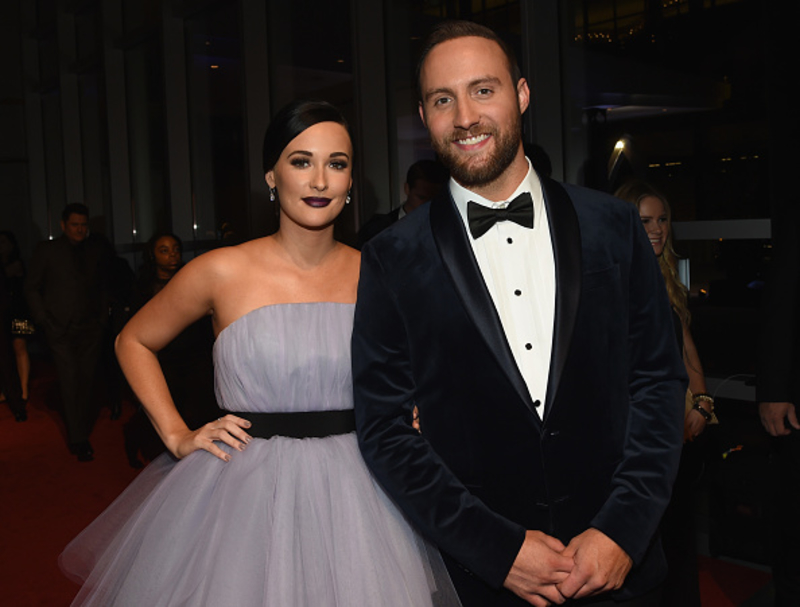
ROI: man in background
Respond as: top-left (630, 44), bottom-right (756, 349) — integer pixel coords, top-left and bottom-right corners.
top-left (26, 203), bottom-right (111, 461)
top-left (357, 158), bottom-right (448, 247)
top-left (758, 202), bottom-right (800, 607)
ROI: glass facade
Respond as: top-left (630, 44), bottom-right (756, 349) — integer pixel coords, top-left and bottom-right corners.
top-left (266, 0), bottom-right (353, 108)
top-left (558, 0), bottom-right (771, 376)
top-left (185, 3), bottom-right (246, 244)
top-left (41, 89), bottom-right (66, 226)
top-left (125, 37), bottom-right (168, 242)
top-left (9, 0), bottom-right (784, 380)
top-left (562, 0), bottom-right (770, 219)
top-left (78, 71), bottom-right (113, 237)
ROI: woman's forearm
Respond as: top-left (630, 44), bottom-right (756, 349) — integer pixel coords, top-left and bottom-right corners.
top-left (115, 330), bottom-right (190, 454)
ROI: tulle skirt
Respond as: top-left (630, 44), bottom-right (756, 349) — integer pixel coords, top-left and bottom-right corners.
top-left (60, 433), bottom-right (460, 606)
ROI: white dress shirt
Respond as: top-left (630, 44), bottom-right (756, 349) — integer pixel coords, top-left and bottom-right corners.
top-left (451, 159), bottom-right (556, 418)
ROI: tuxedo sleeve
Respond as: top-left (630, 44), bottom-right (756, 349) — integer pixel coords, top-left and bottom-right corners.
top-left (757, 209), bottom-right (799, 402)
top-left (589, 206), bottom-right (686, 565)
top-left (352, 243), bottom-right (526, 588)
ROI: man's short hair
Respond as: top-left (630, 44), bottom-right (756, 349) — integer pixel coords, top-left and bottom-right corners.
top-left (416, 20), bottom-right (522, 102)
top-left (406, 159), bottom-right (449, 189)
top-left (62, 203), bottom-right (89, 222)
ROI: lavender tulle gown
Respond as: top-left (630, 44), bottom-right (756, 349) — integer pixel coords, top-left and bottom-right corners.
top-left (60, 303), bottom-right (460, 606)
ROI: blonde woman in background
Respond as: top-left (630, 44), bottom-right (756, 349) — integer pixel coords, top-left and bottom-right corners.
top-left (616, 180), bottom-right (715, 607)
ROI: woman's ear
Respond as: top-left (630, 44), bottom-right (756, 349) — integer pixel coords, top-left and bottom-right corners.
top-left (265, 171), bottom-right (275, 189)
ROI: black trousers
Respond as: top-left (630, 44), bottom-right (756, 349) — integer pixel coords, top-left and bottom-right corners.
top-left (0, 324), bottom-right (23, 410)
top-left (658, 438), bottom-right (704, 607)
top-left (771, 431), bottom-right (800, 607)
top-left (47, 322), bottom-right (103, 445)
top-left (573, 586), bottom-right (662, 606)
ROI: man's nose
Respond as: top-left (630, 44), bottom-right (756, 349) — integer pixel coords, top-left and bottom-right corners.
top-left (454, 99), bottom-right (480, 131)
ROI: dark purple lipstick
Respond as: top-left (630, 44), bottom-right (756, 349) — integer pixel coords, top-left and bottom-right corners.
top-left (303, 197), bottom-right (332, 208)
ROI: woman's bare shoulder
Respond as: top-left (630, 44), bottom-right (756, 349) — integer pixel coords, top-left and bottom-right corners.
top-left (337, 242), bottom-right (361, 265)
top-left (182, 238), bottom-right (271, 278)
top-left (333, 243), bottom-right (360, 300)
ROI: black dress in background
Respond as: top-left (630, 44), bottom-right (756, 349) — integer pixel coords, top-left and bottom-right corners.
top-left (123, 275), bottom-right (222, 466)
top-left (0, 269), bottom-right (25, 420)
top-left (658, 310), bottom-right (704, 607)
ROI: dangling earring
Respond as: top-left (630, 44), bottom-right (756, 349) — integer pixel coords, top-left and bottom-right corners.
top-left (270, 187), bottom-right (276, 202)
top-left (346, 190), bottom-right (351, 205)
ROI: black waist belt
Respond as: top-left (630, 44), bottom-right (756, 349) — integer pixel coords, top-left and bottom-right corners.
top-left (228, 409), bottom-right (356, 439)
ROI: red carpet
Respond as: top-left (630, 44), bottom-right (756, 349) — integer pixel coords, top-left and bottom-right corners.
top-left (1, 361), bottom-right (774, 606)
top-left (1, 361), bottom-right (141, 606)
top-left (698, 555), bottom-right (772, 606)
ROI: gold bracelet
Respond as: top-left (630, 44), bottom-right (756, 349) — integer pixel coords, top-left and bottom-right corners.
top-left (692, 393), bottom-right (714, 407)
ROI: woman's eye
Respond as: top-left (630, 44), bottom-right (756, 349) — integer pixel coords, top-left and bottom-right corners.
top-left (291, 158), bottom-right (310, 168)
top-left (330, 161), bottom-right (348, 170)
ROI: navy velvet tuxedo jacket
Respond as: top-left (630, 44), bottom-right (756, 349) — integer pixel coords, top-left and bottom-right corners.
top-left (758, 203), bottom-right (799, 405)
top-left (357, 206), bottom-right (402, 249)
top-left (352, 175), bottom-right (686, 604)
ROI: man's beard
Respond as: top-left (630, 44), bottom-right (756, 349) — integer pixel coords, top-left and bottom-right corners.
top-left (431, 114), bottom-right (521, 188)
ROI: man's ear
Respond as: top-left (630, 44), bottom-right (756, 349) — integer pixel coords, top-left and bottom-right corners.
top-left (59, 220), bottom-right (66, 233)
top-left (418, 102), bottom-right (427, 128)
top-left (404, 182), bottom-right (411, 198)
top-left (517, 78), bottom-right (530, 115)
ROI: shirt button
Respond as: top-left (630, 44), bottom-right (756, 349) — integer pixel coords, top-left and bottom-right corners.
top-left (533, 399), bottom-right (541, 408)
top-left (525, 343), bottom-right (532, 350)
top-left (507, 237), bottom-right (513, 244)
top-left (514, 289), bottom-right (522, 296)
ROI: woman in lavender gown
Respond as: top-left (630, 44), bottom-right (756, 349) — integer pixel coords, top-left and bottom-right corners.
top-left (60, 100), bottom-right (459, 607)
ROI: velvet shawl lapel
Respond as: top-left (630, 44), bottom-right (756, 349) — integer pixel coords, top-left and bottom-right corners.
top-left (429, 176), bottom-right (582, 420)
top-left (540, 177), bottom-right (582, 417)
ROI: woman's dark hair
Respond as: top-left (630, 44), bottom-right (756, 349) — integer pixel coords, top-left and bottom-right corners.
top-left (262, 99), bottom-right (350, 174)
top-left (143, 231), bottom-right (182, 265)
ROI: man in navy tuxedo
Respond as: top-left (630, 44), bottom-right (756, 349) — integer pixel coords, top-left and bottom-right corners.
top-left (352, 20), bottom-right (686, 607)
top-left (758, 202), bottom-right (800, 607)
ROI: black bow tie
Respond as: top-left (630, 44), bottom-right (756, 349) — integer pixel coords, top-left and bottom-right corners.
top-left (467, 192), bottom-right (534, 239)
